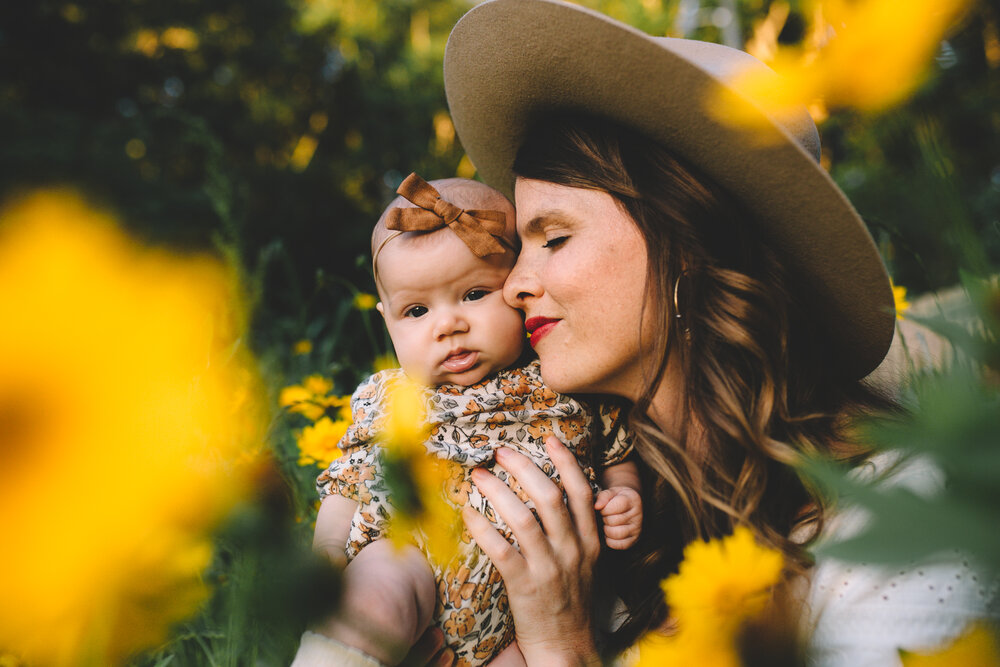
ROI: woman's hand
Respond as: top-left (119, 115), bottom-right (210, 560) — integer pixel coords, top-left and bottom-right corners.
top-left (463, 436), bottom-right (602, 667)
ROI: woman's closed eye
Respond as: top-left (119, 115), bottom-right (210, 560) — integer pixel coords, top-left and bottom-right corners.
top-left (403, 305), bottom-right (428, 318)
top-left (542, 236), bottom-right (568, 249)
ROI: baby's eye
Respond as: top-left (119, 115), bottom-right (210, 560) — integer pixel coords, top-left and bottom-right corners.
top-left (404, 305), bottom-right (428, 318)
top-left (542, 236), bottom-right (568, 249)
top-left (464, 289), bottom-right (489, 302)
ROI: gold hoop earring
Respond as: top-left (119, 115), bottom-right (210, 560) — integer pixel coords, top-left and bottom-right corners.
top-left (673, 271), bottom-right (688, 321)
top-left (673, 271), bottom-right (691, 340)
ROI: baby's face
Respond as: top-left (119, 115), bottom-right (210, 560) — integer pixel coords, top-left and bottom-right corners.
top-left (376, 232), bottom-right (524, 386)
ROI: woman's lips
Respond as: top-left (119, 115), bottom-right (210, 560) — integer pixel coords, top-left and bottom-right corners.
top-left (441, 350), bottom-right (479, 373)
top-left (524, 317), bottom-right (560, 348)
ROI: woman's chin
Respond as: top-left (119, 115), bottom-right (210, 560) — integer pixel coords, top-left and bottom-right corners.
top-left (537, 357), bottom-right (598, 395)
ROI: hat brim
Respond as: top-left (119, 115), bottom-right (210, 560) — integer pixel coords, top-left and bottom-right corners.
top-left (444, 0), bottom-right (894, 379)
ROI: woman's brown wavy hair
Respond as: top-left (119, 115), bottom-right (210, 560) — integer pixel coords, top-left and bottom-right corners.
top-left (512, 113), bottom-right (895, 651)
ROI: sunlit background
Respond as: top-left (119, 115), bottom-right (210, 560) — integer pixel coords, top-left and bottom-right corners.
top-left (0, 0), bottom-right (997, 664)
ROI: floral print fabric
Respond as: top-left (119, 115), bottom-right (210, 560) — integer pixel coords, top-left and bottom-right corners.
top-left (317, 360), bottom-right (632, 666)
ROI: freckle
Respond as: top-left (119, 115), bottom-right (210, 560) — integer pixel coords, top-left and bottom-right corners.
top-left (956, 574), bottom-right (962, 580)
top-left (918, 571), bottom-right (924, 576)
top-left (891, 583), bottom-right (897, 588)
top-left (882, 595), bottom-right (889, 600)
top-left (972, 575), bottom-right (978, 582)
top-left (928, 585), bottom-right (934, 590)
top-left (947, 586), bottom-right (953, 591)
top-left (938, 598), bottom-right (945, 603)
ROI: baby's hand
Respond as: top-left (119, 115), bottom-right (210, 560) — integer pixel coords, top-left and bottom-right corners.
top-left (594, 486), bottom-right (642, 550)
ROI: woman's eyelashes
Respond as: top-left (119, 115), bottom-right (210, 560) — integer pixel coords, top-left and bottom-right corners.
top-left (542, 235), bottom-right (568, 249)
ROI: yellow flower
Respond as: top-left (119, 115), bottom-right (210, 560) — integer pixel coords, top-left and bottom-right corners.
top-left (716, 0), bottom-right (972, 132)
top-left (304, 374), bottom-right (334, 396)
top-left (297, 416), bottom-right (349, 467)
top-left (0, 190), bottom-right (266, 665)
top-left (893, 283), bottom-right (911, 320)
top-left (901, 624), bottom-right (1000, 666)
top-left (293, 339), bottom-right (313, 355)
top-left (280, 374), bottom-right (336, 421)
top-left (636, 527), bottom-right (784, 667)
top-left (373, 352), bottom-right (399, 372)
top-left (322, 393), bottom-right (353, 421)
top-left (380, 378), bottom-right (463, 565)
top-left (634, 626), bottom-right (741, 667)
top-left (353, 292), bottom-right (378, 311)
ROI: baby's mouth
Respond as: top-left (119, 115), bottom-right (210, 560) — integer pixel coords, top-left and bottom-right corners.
top-left (441, 350), bottom-right (479, 373)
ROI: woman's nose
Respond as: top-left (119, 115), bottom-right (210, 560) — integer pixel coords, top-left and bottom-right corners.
top-left (503, 254), bottom-right (542, 309)
top-left (433, 309), bottom-right (469, 339)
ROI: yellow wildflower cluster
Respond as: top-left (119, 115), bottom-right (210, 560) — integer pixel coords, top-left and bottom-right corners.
top-left (718, 0), bottom-right (972, 131)
top-left (893, 283), bottom-right (911, 320)
top-left (902, 624), bottom-right (1000, 666)
top-left (636, 527), bottom-right (785, 667)
top-left (0, 191), bottom-right (267, 665)
top-left (280, 375), bottom-right (352, 468)
top-left (380, 377), bottom-right (464, 565)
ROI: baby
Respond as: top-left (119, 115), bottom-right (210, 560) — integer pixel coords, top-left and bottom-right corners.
top-left (311, 173), bottom-right (642, 666)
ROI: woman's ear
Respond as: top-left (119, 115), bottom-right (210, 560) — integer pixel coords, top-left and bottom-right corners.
top-left (376, 302), bottom-right (385, 319)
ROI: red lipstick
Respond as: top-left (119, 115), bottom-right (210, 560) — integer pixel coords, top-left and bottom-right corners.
top-left (524, 317), bottom-right (559, 348)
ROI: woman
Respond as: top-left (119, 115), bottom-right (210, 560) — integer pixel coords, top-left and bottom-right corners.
top-left (296, 0), bottom-right (997, 664)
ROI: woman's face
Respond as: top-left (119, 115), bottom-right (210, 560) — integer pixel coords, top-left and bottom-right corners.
top-left (504, 178), bottom-right (653, 399)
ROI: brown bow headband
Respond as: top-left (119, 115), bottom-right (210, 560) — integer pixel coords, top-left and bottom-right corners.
top-left (385, 173), bottom-right (509, 257)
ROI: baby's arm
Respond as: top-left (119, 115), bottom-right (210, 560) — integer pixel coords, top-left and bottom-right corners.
top-left (594, 460), bottom-right (642, 550)
top-left (312, 494), bottom-right (358, 566)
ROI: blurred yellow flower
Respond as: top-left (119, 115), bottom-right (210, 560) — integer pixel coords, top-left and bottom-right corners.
top-left (0, 190), bottom-right (266, 665)
top-left (901, 624), bottom-right (1000, 666)
top-left (280, 374), bottom-right (337, 421)
top-left (304, 374), bottom-right (334, 396)
top-left (717, 0), bottom-right (972, 131)
top-left (893, 283), bottom-right (911, 320)
top-left (635, 527), bottom-right (784, 667)
top-left (297, 416), bottom-right (349, 467)
top-left (353, 292), bottom-right (378, 311)
top-left (373, 352), bottom-right (399, 372)
top-left (380, 378), bottom-right (463, 565)
top-left (293, 339), bottom-right (313, 355)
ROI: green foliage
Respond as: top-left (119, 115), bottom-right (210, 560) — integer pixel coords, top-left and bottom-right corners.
top-left (802, 273), bottom-right (1000, 573)
top-left (823, 3), bottom-right (1000, 293)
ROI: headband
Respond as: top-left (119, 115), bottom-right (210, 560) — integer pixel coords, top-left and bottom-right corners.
top-left (372, 172), bottom-right (510, 281)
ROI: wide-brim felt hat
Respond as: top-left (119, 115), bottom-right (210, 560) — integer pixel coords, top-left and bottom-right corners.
top-left (444, 0), bottom-right (895, 380)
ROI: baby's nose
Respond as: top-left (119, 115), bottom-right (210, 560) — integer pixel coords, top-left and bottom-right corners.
top-left (434, 309), bottom-right (469, 339)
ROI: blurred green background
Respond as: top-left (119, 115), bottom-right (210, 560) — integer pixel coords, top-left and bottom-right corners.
top-left (3, 0), bottom-right (997, 343)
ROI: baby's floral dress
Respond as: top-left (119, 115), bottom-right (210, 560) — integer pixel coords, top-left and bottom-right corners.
top-left (317, 360), bottom-right (633, 667)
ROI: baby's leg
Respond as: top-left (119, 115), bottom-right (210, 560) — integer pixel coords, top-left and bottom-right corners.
top-left (313, 495), bottom-right (436, 665)
top-left (320, 540), bottom-right (437, 664)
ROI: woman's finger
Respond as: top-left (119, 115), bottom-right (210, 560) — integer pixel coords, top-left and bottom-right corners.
top-left (400, 627), bottom-right (454, 667)
top-left (470, 465), bottom-right (554, 562)
top-left (461, 502), bottom-right (527, 579)
top-left (546, 437), bottom-right (600, 560)
top-left (493, 447), bottom-right (584, 557)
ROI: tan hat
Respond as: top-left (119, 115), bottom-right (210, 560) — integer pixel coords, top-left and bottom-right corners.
top-left (444, 0), bottom-right (895, 380)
